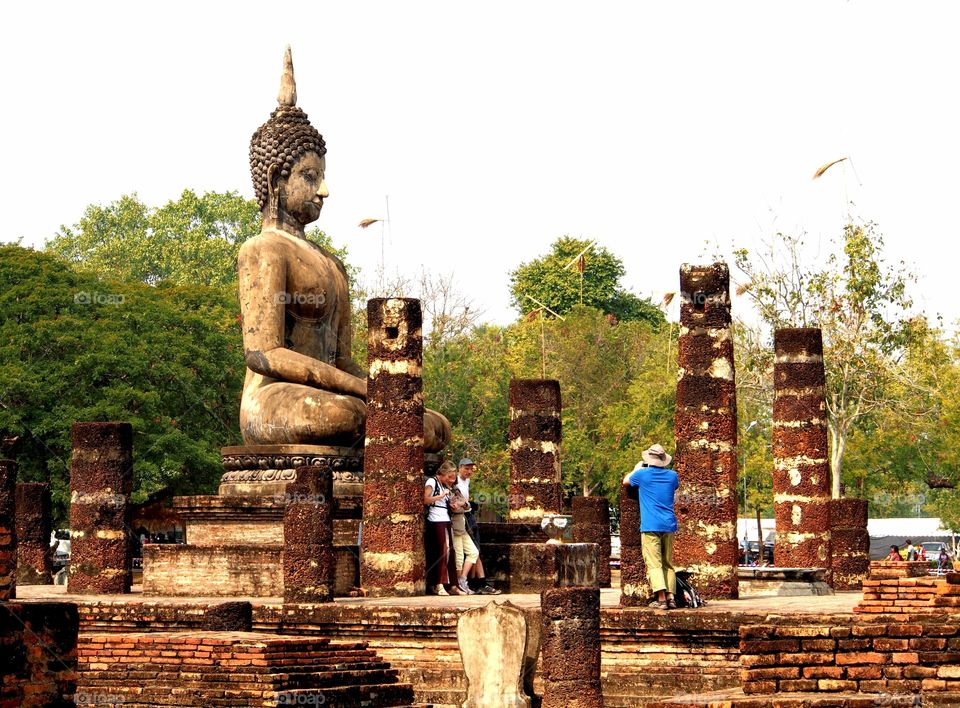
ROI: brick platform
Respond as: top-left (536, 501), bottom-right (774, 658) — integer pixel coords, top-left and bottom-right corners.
top-left (76, 631), bottom-right (416, 707)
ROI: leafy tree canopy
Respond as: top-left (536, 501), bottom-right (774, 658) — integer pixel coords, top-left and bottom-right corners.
top-left (509, 236), bottom-right (664, 327)
top-left (45, 190), bottom-right (348, 287)
top-left (0, 245), bottom-right (243, 522)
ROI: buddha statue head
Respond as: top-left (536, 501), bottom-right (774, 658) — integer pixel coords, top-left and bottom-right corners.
top-left (249, 47), bottom-right (328, 228)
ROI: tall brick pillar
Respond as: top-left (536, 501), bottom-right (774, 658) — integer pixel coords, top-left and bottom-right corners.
top-left (618, 483), bottom-right (647, 606)
top-left (673, 263), bottom-right (739, 599)
top-left (572, 496), bottom-right (611, 588)
top-left (508, 379), bottom-right (562, 521)
top-left (541, 545), bottom-right (602, 708)
top-left (15, 483), bottom-right (52, 585)
top-left (360, 298), bottom-right (426, 597)
top-left (830, 498), bottom-right (870, 590)
top-left (0, 460), bottom-right (16, 601)
top-left (773, 328), bottom-right (832, 572)
top-left (69, 422), bottom-right (133, 594)
top-left (284, 465), bottom-right (335, 603)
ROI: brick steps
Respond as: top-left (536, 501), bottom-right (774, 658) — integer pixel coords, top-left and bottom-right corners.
top-left (76, 632), bottom-right (416, 708)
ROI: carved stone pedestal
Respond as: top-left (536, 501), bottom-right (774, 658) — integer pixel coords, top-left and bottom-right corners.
top-left (220, 445), bottom-right (364, 497)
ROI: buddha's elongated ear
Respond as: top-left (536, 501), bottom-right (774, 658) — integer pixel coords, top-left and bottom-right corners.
top-left (266, 163), bottom-right (281, 217)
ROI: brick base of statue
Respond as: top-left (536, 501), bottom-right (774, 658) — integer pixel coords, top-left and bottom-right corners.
top-left (572, 496), bottom-right (611, 588)
top-left (15, 482), bottom-right (53, 585)
top-left (0, 460), bottom-right (16, 601)
top-left (69, 422), bottom-right (133, 594)
top-left (284, 465), bottom-right (335, 603)
top-left (541, 545), bottom-right (603, 708)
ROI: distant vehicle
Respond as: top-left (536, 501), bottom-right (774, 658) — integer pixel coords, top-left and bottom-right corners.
top-left (50, 529), bottom-right (70, 572)
top-left (746, 541), bottom-right (775, 564)
top-left (921, 541), bottom-right (953, 559)
top-left (610, 534), bottom-right (621, 569)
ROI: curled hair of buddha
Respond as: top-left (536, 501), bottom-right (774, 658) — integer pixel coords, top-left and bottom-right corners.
top-left (249, 46), bottom-right (326, 211)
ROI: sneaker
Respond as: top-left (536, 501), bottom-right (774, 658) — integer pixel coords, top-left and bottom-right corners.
top-left (457, 577), bottom-right (474, 595)
top-left (432, 584), bottom-right (449, 596)
top-left (478, 585), bottom-right (501, 595)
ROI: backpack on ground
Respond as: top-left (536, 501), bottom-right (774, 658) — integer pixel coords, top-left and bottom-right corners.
top-left (674, 571), bottom-right (705, 608)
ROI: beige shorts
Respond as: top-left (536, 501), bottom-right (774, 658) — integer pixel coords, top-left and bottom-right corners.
top-left (452, 529), bottom-right (480, 571)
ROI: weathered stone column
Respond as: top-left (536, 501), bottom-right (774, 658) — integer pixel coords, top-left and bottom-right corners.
top-left (618, 484), bottom-right (647, 606)
top-left (15, 483), bottom-right (52, 585)
top-left (830, 497), bottom-right (870, 590)
top-left (284, 464), bottom-right (335, 603)
top-left (572, 496), bottom-right (611, 588)
top-left (0, 460), bottom-right (16, 601)
top-left (673, 263), bottom-right (739, 599)
top-left (773, 328), bottom-right (831, 572)
top-left (69, 422), bottom-right (133, 594)
top-left (508, 379), bottom-right (562, 521)
top-left (541, 545), bottom-right (602, 708)
top-left (360, 298), bottom-right (426, 597)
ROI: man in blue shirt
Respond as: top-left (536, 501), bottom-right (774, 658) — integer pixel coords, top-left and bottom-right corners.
top-left (623, 444), bottom-right (679, 610)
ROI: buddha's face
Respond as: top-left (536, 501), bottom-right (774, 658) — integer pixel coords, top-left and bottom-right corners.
top-left (279, 151), bottom-right (328, 225)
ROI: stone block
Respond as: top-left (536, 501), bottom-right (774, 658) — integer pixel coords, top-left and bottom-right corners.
top-left (15, 482), bottom-right (52, 585)
top-left (458, 601), bottom-right (533, 708)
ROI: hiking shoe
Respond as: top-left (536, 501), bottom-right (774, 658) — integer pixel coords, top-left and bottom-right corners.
top-left (477, 585), bottom-right (501, 595)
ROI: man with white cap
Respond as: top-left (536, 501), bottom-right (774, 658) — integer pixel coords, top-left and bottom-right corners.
top-left (455, 458), bottom-right (501, 595)
top-left (622, 444), bottom-right (679, 610)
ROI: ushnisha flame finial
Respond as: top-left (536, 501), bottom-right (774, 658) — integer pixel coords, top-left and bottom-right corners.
top-left (278, 45), bottom-right (297, 107)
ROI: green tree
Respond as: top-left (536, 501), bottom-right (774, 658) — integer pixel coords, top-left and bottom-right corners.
top-left (46, 190), bottom-right (349, 288)
top-left (0, 246), bottom-right (244, 522)
top-left (509, 236), bottom-right (664, 327)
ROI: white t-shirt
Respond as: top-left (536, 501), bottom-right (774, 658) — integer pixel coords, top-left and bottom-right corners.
top-left (456, 474), bottom-right (470, 503)
top-left (425, 477), bottom-right (450, 523)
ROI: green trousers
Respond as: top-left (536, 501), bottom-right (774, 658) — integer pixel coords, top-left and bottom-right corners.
top-left (641, 531), bottom-right (676, 595)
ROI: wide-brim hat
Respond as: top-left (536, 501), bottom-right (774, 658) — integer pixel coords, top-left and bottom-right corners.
top-left (641, 444), bottom-right (672, 468)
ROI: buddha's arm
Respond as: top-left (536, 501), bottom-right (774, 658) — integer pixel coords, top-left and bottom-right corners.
top-left (238, 242), bottom-right (366, 399)
top-left (335, 297), bottom-right (367, 382)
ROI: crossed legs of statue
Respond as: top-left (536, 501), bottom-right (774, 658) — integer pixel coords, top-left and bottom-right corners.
top-left (241, 381), bottom-right (451, 451)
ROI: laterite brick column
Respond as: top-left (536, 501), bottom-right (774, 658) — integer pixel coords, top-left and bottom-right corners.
top-left (0, 460), bottom-right (15, 600)
top-left (361, 298), bottom-right (426, 597)
top-left (572, 496), bottom-right (611, 587)
top-left (830, 497), bottom-right (870, 590)
top-left (69, 422), bottom-right (133, 594)
top-left (618, 483), bottom-right (647, 606)
top-left (15, 482), bottom-right (52, 585)
top-left (541, 545), bottom-right (603, 708)
top-left (284, 465), bottom-right (335, 603)
top-left (673, 263), bottom-right (739, 599)
top-left (508, 379), bottom-right (562, 521)
top-left (773, 328), bottom-right (831, 572)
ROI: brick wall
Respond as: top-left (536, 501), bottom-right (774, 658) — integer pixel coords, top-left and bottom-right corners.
top-left (740, 614), bottom-right (960, 695)
top-left (143, 545), bottom-right (359, 597)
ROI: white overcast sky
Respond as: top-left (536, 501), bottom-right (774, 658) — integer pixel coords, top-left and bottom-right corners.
top-left (3, 2), bottom-right (959, 329)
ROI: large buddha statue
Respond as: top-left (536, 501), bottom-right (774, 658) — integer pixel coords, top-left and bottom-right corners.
top-left (238, 48), bottom-right (451, 452)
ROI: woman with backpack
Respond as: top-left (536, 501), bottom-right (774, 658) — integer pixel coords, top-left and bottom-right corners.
top-left (423, 462), bottom-right (465, 595)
